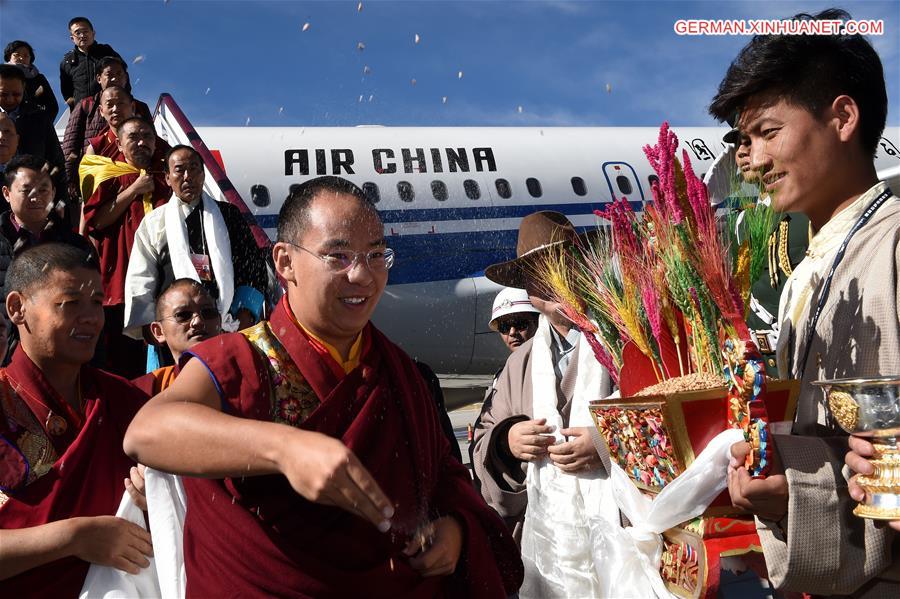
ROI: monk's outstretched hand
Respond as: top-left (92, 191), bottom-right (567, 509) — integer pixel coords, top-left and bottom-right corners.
top-left (70, 515), bottom-right (153, 575)
top-left (548, 427), bottom-right (601, 473)
top-left (404, 516), bottom-right (463, 577)
top-left (280, 431), bottom-right (395, 532)
top-left (507, 418), bottom-right (555, 461)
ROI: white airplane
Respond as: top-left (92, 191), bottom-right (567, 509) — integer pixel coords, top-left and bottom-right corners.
top-left (57, 94), bottom-right (900, 399)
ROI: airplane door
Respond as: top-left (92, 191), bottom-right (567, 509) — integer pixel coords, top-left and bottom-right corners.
top-left (601, 161), bottom-right (645, 204)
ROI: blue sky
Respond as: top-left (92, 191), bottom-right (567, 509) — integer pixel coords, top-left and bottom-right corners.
top-left (2, 0), bottom-right (898, 128)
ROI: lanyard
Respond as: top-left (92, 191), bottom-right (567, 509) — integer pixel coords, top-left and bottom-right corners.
top-left (797, 189), bottom-right (893, 379)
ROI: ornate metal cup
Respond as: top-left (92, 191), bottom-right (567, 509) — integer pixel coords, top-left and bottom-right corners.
top-left (813, 377), bottom-right (900, 519)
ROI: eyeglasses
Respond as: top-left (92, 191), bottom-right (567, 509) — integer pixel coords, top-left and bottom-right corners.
top-left (285, 242), bottom-right (395, 273)
top-left (495, 317), bottom-right (536, 334)
top-left (161, 307), bottom-right (220, 325)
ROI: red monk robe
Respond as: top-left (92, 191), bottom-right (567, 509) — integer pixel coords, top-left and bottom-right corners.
top-left (132, 364), bottom-right (179, 397)
top-left (0, 347), bottom-right (148, 598)
top-left (182, 297), bottom-right (523, 598)
top-left (82, 150), bottom-right (170, 308)
top-left (87, 128), bottom-right (119, 159)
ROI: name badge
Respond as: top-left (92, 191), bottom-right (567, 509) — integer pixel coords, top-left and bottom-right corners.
top-left (190, 253), bottom-right (213, 281)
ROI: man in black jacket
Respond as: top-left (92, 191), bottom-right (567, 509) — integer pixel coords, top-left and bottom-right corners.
top-left (0, 66), bottom-right (66, 212)
top-left (0, 66), bottom-right (64, 174)
top-left (4, 41), bottom-right (59, 122)
top-left (59, 17), bottom-right (122, 110)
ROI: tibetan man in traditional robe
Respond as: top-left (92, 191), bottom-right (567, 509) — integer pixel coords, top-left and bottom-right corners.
top-left (710, 8), bottom-right (900, 597)
top-left (0, 243), bottom-right (152, 598)
top-left (124, 176), bottom-right (523, 597)
top-left (81, 116), bottom-right (171, 378)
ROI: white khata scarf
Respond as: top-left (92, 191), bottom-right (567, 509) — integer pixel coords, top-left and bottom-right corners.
top-left (519, 315), bottom-right (621, 598)
top-left (163, 192), bottom-right (235, 327)
top-left (520, 316), bottom-right (741, 598)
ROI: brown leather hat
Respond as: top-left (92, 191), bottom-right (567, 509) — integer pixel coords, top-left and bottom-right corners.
top-left (484, 211), bottom-right (577, 288)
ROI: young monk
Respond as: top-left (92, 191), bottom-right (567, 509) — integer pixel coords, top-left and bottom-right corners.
top-left (0, 242), bottom-right (152, 597)
top-left (124, 176), bottom-right (522, 597)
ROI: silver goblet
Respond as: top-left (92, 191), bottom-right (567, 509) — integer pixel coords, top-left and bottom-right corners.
top-left (813, 376), bottom-right (900, 520)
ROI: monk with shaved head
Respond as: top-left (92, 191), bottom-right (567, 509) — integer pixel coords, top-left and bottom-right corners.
top-left (0, 243), bottom-right (151, 596)
top-left (125, 176), bottom-right (522, 597)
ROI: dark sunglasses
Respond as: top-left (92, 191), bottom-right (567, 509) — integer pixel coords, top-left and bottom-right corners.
top-left (496, 317), bottom-right (536, 334)
top-left (162, 307), bottom-right (220, 325)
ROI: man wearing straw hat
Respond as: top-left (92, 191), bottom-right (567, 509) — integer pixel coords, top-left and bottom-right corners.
top-left (472, 210), bottom-right (617, 597)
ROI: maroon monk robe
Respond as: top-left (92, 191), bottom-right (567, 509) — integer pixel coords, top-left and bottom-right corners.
top-left (0, 347), bottom-right (148, 598)
top-left (182, 297), bottom-right (523, 598)
top-left (82, 152), bottom-right (170, 308)
top-left (87, 128), bottom-right (119, 159)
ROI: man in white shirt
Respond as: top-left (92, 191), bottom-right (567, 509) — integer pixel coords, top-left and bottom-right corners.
top-left (124, 145), bottom-right (267, 343)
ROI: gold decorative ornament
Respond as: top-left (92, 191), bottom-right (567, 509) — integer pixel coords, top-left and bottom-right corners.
top-left (814, 377), bottom-right (900, 520)
top-left (827, 390), bottom-right (859, 431)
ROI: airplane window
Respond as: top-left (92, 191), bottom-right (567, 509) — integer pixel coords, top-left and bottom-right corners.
top-left (526, 177), bottom-right (542, 198)
top-left (362, 182), bottom-right (380, 204)
top-left (647, 175), bottom-right (659, 188)
top-left (431, 180), bottom-right (448, 201)
top-left (464, 179), bottom-right (481, 200)
top-left (495, 178), bottom-right (512, 199)
top-left (397, 181), bottom-right (415, 202)
top-left (615, 175), bottom-right (633, 196)
top-left (571, 177), bottom-right (587, 196)
top-left (250, 184), bottom-right (270, 207)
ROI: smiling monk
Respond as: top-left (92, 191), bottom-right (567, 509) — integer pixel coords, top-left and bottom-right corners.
top-left (0, 243), bottom-right (152, 598)
top-left (124, 176), bottom-right (522, 597)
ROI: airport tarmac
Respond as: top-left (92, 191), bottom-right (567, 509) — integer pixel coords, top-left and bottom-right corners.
top-left (448, 401), bottom-right (482, 467)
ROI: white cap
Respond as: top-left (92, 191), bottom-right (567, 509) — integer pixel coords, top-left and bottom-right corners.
top-left (489, 287), bottom-right (539, 331)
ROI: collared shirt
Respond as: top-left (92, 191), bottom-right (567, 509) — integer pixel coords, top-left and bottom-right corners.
top-left (8, 213), bottom-right (42, 240)
top-left (776, 181), bottom-right (889, 377)
top-left (548, 324), bottom-right (580, 380)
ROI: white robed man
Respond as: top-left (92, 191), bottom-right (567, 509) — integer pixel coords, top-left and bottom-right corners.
top-left (123, 144), bottom-right (267, 345)
top-left (472, 210), bottom-right (623, 597)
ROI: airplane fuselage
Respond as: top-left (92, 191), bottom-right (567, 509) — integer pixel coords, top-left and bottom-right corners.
top-left (194, 125), bottom-right (900, 376)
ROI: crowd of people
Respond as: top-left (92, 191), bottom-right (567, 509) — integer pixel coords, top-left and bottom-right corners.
top-left (0, 8), bottom-right (898, 599)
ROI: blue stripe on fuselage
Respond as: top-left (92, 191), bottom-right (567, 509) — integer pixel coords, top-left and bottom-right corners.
top-left (256, 201), bottom-right (638, 285)
top-left (253, 200), bottom-right (642, 229)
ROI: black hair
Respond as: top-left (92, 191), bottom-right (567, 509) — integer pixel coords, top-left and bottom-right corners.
top-left (0, 64), bottom-right (26, 83)
top-left (98, 56), bottom-right (127, 73)
top-left (3, 154), bottom-right (52, 189)
top-left (4, 40), bottom-right (34, 63)
top-left (68, 17), bottom-right (94, 31)
top-left (100, 84), bottom-right (133, 102)
top-left (164, 144), bottom-right (203, 173)
top-left (154, 278), bottom-right (209, 320)
top-left (115, 115), bottom-right (152, 138)
top-left (276, 176), bottom-right (379, 244)
top-left (6, 242), bottom-right (98, 296)
top-left (709, 8), bottom-right (887, 157)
